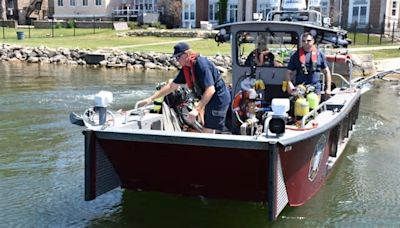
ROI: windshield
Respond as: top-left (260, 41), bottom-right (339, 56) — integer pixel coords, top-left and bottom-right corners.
top-left (236, 31), bottom-right (298, 68)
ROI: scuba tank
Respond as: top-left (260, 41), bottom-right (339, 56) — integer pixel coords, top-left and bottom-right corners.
top-left (294, 84), bottom-right (309, 120)
top-left (152, 81), bottom-right (168, 113)
top-left (306, 91), bottom-right (319, 110)
top-left (294, 97), bottom-right (309, 118)
top-left (152, 96), bottom-right (164, 113)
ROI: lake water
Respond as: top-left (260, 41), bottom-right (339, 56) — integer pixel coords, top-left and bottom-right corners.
top-left (1, 62), bottom-right (399, 227)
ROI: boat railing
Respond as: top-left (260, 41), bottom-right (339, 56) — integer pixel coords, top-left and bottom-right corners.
top-left (325, 53), bottom-right (353, 88)
top-left (300, 102), bottom-right (327, 128)
top-left (124, 104), bottom-right (155, 124)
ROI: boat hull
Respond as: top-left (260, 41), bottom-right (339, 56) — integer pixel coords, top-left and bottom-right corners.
top-left (86, 135), bottom-right (270, 202)
top-left (83, 93), bottom-right (360, 220)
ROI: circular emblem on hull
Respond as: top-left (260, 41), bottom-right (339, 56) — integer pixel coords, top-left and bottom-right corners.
top-left (308, 134), bottom-right (327, 181)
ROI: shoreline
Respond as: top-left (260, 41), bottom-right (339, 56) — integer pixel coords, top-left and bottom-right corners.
top-left (0, 43), bottom-right (232, 73)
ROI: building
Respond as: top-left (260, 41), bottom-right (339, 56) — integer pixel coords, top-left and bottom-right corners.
top-left (3, 0), bottom-right (397, 32)
top-left (4, 0), bottom-right (51, 24)
top-left (53, 0), bottom-right (159, 21)
top-left (332, 0), bottom-right (400, 34)
top-left (175, 0), bottom-right (400, 35)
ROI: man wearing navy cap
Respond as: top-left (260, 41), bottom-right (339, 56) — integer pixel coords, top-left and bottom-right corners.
top-left (137, 42), bottom-right (231, 132)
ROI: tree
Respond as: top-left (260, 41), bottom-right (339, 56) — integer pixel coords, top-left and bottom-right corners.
top-left (158, 0), bottom-right (182, 28)
top-left (0, 0), bottom-right (6, 20)
top-left (218, 0), bottom-right (228, 24)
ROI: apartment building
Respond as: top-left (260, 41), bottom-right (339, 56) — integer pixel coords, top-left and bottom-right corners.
top-left (2, 0), bottom-right (397, 32)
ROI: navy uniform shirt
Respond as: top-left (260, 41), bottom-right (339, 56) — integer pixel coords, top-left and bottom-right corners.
top-left (173, 56), bottom-right (231, 108)
top-left (287, 49), bottom-right (328, 92)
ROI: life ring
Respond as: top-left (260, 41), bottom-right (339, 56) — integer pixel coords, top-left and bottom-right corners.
top-left (232, 90), bottom-right (250, 119)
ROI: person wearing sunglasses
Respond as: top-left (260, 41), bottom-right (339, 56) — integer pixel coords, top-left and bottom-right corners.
top-left (285, 32), bottom-right (331, 97)
top-left (137, 42), bottom-right (231, 132)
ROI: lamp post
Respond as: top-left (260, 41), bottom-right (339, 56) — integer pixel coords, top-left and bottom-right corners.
top-left (338, 0), bottom-right (342, 28)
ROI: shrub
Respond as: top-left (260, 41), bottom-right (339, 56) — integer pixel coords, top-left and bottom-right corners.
top-left (151, 21), bottom-right (161, 28)
top-left (150, 22), bottom-right (167, 29)
top-left (128, 22), bottom-right (139, 30)
top-left (55, 22), bottom-right (64, 29)
top-left (67, 20), bottom-right (76, 28)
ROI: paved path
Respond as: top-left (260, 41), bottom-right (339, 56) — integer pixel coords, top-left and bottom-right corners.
top-left (349, 45), bottom-right (400, 52)
top-left (104, 37), bottom-right (203, 49)
top-left (375, 57), bottom-right (400, 72)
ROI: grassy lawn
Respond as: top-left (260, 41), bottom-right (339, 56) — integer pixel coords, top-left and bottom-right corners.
top-left (1, 28), bottom-right (184, 49)
top-left (122, 39), bottom-right (231, 56)
top-left (347, 32), bottom-right (398, 46)
top-left (0, 27), bottom-right (230, 56)
top-left (0, 27), bottom-right (399, 58)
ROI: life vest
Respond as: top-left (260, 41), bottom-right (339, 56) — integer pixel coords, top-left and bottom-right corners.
top-left (182, 53), bottom-right (202, 98)
top-left (299, 46), bottom-right (318, 75)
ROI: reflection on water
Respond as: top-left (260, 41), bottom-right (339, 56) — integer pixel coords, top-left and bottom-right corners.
top-left (1, 62), bottom-right (400, 227)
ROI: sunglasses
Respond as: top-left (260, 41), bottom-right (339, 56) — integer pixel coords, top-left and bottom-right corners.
top-left (302, 39), bottom-right (313, 43)
top-left (175, 53), bottom-right (187, 60)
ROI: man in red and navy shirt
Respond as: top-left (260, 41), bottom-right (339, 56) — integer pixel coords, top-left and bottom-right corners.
top-left (285, 32), bottom-right (332, 96)
top-left (138, 42), bottom-right (231, 132)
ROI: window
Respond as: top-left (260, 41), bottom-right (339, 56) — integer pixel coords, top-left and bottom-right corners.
top-left (237, 31), bottom-right (297, 68)
top-left (208, 2), bottom-right (219, 22)
top-left (320, 0), bottom-right (329, 17)
top-left (83, 0), bottom-right (88, 6)
top-left (392, 1), bottom-right (397, 16)
top-left (134, 0), bottom-right (156, 12)
top-left (133, 0), bottom-right (157, 12)
top-left (228, 4), bottom-right (238, 23)
top-left (257, 0), bottom-right (278, 20)
top-left (182, 0), bottom-right (195, 28)
top-left (350, 0), bottom-right (369, 26)
top-left (95, 0), bottom-right (102, 6)
top-left (70, 0), bottom-right (75, 6)
top-left (57, 0), bottom-right (63, 7)
top-left (257, 3), bottom-right (270, 20)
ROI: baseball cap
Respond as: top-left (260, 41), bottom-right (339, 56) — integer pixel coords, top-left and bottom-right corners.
top-left (172, 42), bottom-right (190, 58)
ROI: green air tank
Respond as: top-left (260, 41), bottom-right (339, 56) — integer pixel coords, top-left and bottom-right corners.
top-left (307, 92), bottom-right (319, 110)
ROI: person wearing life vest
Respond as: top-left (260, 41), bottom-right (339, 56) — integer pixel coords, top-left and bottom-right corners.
top-left (136, 42), bottom-right (231, 132)
top-left (285, 32), bottom-right (331, 97)
top-left (244, 34), bottom-right (283, 67)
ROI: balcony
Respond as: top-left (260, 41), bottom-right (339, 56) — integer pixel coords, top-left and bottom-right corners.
top-left (112, 5), bottom-right (160, 20)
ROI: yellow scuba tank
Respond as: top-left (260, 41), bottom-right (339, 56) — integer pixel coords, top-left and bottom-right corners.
top-left (294, 97), bottom-right (309, 118)
top-left (306, 92), bottom-right (319, 110)
top-left (152, 96), bottom-right (164, 113)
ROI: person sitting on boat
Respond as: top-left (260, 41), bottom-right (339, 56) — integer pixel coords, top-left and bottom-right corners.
top-left (136, 42), bottom-right (231, 132)
top-left (285, 32), bottom-right (331, 97)
top-left (244, 34), bottom-right (283, 67)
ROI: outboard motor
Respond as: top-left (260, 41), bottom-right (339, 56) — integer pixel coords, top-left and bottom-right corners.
top-left (94, 91), bottom-right (113, 125)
